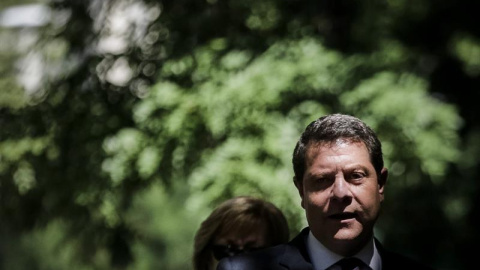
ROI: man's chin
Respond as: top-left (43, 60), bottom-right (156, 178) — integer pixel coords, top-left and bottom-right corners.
top-left (327, 230), bottom-right (367, 256)
top-left (332, 227), bottom-right (362, 242)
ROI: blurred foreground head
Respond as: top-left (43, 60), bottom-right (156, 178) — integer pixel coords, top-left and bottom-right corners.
top-left (193, 196), bottom-right (289, 270)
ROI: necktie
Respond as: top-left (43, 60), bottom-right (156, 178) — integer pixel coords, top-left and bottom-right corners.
top-left (334, 257), bottom-right (364, 270)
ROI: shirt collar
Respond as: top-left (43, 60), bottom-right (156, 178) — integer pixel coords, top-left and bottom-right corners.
top-left (306, 230), bottom-right (382, 270)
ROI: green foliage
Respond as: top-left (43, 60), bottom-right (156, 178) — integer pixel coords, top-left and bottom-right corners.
top-left (126, 183), bottom-right (199, 270)
top-left (451, 33), bottom-right (480, 77)
top-left (0, 29), bottom-right (26, 109)
top-left (1, 0), bottom-right (479, 269)
top-left (341, 72), bottom-right (460, 180)
top-left (105, 37), bottom-right (461, 246)
top-left (2, 220), bottom-right (109, 270)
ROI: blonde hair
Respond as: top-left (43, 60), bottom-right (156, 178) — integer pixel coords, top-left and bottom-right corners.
top-left (193, 196), bottom-right (289, 270)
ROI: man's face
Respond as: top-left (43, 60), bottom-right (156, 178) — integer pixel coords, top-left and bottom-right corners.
top-left (295, 140), bottom-right (387, 256)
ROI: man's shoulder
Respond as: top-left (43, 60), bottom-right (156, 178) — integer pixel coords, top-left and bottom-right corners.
top-left (382, 251), bottom-right (435, 269)
top-left (376, 240), bottom-right (435, 270)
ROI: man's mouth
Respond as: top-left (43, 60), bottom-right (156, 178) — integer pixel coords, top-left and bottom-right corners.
top-left (329, 212), bottom-right (357, 220)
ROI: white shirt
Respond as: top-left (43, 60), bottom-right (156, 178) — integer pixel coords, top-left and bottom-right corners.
top-left (306, 231), bottom-right (382, 270)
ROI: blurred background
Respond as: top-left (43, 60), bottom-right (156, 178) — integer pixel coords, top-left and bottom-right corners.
top-left (0, 0), bottom-right (479, 269)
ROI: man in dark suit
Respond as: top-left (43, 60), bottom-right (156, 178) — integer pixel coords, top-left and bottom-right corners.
top-left (217, 114), bottom-right (433, 270)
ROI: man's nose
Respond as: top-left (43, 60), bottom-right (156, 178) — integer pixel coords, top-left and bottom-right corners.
top-left (332, 176), bottom-right (351, 200)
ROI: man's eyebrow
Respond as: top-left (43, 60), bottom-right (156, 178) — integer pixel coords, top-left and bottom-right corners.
top-left (345, 164), bottom-right (375, 174)
top-left (305, 170), bottom-right (335, 178)
top-left (344, 164), bottom-right (371, 173)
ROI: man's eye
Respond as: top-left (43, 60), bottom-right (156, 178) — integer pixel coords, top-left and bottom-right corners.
top-left (351, 172), bottom-right (365, 180)
top-left (315, 176), bottom-right (332, 183)
top-left (311, 176), bottom-right (332, 186)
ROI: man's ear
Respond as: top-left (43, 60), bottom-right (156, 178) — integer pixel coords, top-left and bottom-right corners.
top-left (378, 167), bottom-right (388, 197)
top-left (293, 176), bottom-right (305, 209)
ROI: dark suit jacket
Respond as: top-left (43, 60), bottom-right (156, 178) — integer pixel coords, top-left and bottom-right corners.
top-left (217, 227), bottom-right (434, 270)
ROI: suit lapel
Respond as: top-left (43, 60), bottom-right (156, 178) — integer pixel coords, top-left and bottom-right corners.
top-left (280, 229), bottom-right (415, 270)
top-left (279, 228), bottom-right (314, 270)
